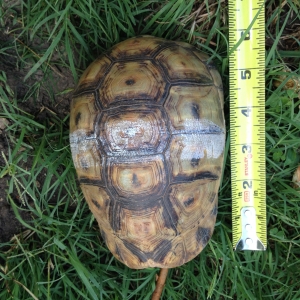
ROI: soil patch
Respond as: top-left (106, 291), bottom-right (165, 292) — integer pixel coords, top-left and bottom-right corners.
top-left (0, 12), bottom-right (75, 244)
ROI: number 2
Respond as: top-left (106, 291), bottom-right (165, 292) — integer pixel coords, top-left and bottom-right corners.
top-left (243, 181), bottom-right (252, 189)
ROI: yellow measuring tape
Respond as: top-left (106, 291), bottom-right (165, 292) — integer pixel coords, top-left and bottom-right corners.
top-left (229, 0), bottom-right (267, 250)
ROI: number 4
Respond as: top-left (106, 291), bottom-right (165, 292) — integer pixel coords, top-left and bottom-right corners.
top-left (241, 107), bottom-right (251, 117)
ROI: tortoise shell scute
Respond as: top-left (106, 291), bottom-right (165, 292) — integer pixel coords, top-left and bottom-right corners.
top-left (96, 105), bottom-right (170, 156)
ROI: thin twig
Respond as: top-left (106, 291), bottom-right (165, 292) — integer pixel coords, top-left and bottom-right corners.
top-left (151, 268), bottom-right (169, 300)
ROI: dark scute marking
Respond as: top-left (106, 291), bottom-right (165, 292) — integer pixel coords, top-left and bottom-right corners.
top-left (122, 239), bottom-right (148, 263)
top-left (152, 240), bottom-right (172, 263)
top-left (215, 166), bottom-right (222, 172)
top-left (80, 157), bottom-right (89, 170)
top-left (193, 172), bottom-right (218, 181)
top-left (138, 113), bottom-right (148, 118)
top-left (168, 44), bottom-right (181, 52)
top-left (198, 74), bottom-right (213, 84)
top-left (100, 229), bottom-right (106, 242)
top-left (190, 158), bottom-right (200, 167)
top-left (75, 112), bottom-right (81, 126)
top-left (184, 197), bottom-right (194, 207)
top-left (116, 63), bottom-right (126, 70)
top-left (196, 227), bottom-right (211, 246)
top-left (114, 243), bottom-right (125, 262)
top-left (207, 124), bottom-right (224, 134)
top-left (162, 197), bottom-right (178, 232)
top-left (79, 178), bottom-right (103, 186)
top-left (206, 61), bottom-right (217, 69)
top-left (113, 92), bottom-right (151, 102)
top-left (174, 171), bottom-right (218, 182)
top-left (92, 199), bottom-right (101, 210)
top-left (131, 39), bottom-right (140, 44)
top-left (94, 89), bottom-right (104, 110)
top-left (116, 195), bottom-right (159, 210)
top-left (125, 79), bottom-right (135, 85)
top-left (132, 173), bottom-right (140, 187)
top-left (191, 103), bottom-right (200, 119)
top-left (209, 192), bottom-right (216, 203)
top-left (211, 204), bottom-right (218, 216)
top-left (108, 202), bottom-right (121, 231)
top-left (138, 61), bottom-right (148, 68)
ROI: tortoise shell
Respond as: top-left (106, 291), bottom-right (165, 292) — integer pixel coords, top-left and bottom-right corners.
top-left (70, 36), bottom-right (225, 269)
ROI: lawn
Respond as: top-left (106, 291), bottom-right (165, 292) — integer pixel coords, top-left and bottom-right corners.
top-left (0, 0), bottom-right (300, 299)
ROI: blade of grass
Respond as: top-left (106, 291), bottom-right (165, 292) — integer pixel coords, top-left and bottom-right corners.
top-left (24, 27), bottom-right (64, 81)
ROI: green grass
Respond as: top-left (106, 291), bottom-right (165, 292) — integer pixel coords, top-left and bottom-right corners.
top-left (0, 0), bottom-right (300, 299)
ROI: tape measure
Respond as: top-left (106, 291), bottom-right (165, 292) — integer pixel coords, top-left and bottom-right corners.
top-left (229, 0), bottom-right (267, 250)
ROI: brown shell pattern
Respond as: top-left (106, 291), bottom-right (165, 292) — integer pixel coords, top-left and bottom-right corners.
top-left (70, 36), bottom-right (225, 269)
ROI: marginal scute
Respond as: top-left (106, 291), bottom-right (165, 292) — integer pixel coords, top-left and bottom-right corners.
top-left (122, 239), bottom-right (149, 263)
top-left (152, 239), bottom-right (172, 263)
top-left (217, 87), bottom-right (224, 109)
top-left (193, 50), bottom-right (210, 63)
top-left (154, 238), bottom-right (186, 267)
top-left (70, 36), bottom-right (225, 269)
top-left (196, 227), bottom-right (211, 246)
top-left (108, 201), bottom-right (122, 231)
top-left (108, 35), bottom-right (165, 60)
top-left (81, 185), bottom-right (111, 230)
top-left (70, 137), bottom-right (102, 182)
top-left (74, 55), bottom-right (111, 94)
top-left (182, 225), bottom-right (214, 259)
top-left (209, 67), bottom-right (223, 89)
top-left (70, 93), bottom-right (98, 133)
